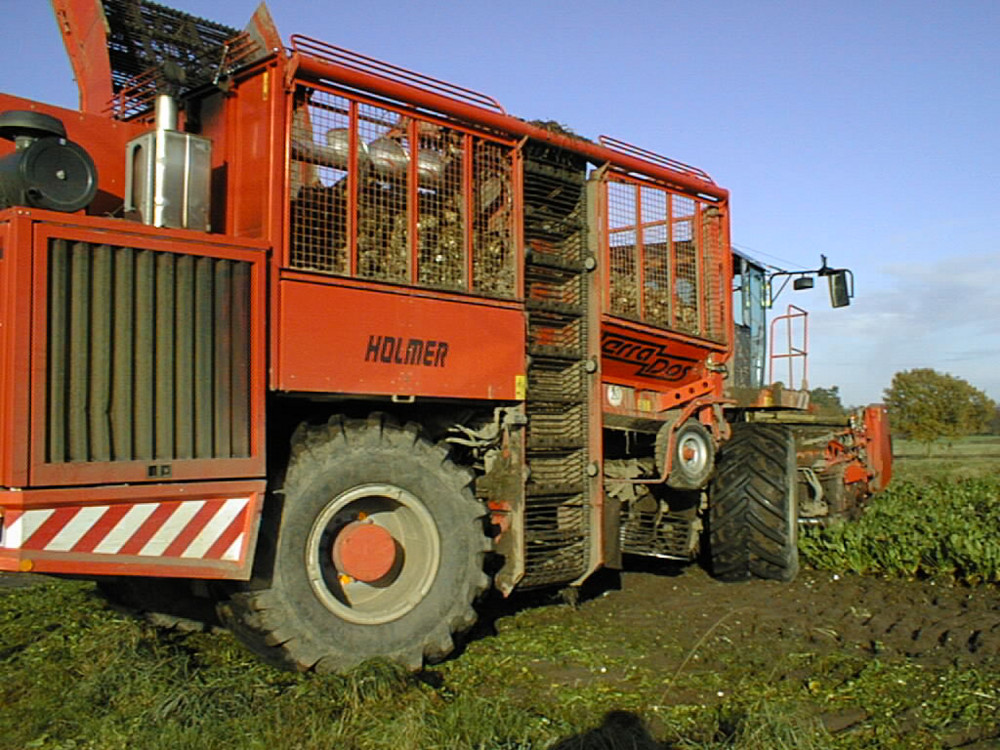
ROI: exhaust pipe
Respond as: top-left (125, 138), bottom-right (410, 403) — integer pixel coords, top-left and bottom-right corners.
top-left (125, 95), bottom-right (212, 231)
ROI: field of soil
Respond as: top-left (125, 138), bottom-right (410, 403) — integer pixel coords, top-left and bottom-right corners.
top-left (2, 559), bottom-right (999, 747)
top-left (3, 451), bottom-right (999, 748)
top-left (458, 558), bottom-right (1000, 747)
top-left (578, 564), bottom-right (1000, 672)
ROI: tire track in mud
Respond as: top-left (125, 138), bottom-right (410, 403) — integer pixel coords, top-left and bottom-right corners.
top-left (602, 567), bottom-right (1000, 667)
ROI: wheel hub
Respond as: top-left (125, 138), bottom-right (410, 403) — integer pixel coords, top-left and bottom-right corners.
top-left (306, 483), bottom-right (442, 625)
top-left (332, 521), bottom-right (397, 583)
top-left (678, 435), bottom-right (708, 471)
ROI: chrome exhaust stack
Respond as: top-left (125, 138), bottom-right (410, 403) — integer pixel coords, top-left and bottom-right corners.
top-left (125, 94), bottom-right (212, 231)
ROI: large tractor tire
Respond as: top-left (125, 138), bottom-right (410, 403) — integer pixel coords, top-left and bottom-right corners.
top-left (218, 413), bottom-right (491, 673)
top-left (707, 422), bottom-right (799, 582)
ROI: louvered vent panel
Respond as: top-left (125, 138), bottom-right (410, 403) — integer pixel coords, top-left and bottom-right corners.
top-left (46, 239), bottom-right (252, 465)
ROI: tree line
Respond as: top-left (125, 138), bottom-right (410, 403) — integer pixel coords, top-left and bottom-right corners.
top-left (809, 370), bottom-right (997, 449)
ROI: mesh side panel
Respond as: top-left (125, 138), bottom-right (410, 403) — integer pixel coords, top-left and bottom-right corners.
top-left (607, 181), bottom-right (638, 317)
top-left (473, 141), bottom-right (516, 297)
top-left (672, 195), bottom-right (699, 336)
top-left (417, 128), bottom-right (465, 290)
top-left (641, 187), bottom-right (671, 327)
top-left (287, 85), bottom-right (516, 298)
top-left (604, 177), bottom-right (727, 344)
top-left (357, 104), bottom-right (410, 283)
top-left (702, 208), bottom-right (727, 341)
top-left (289, 91), bottom-right (351, 275)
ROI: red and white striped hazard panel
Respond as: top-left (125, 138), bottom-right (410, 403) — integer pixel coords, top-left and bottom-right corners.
top-left (1, 497), bottom-right (253, 563)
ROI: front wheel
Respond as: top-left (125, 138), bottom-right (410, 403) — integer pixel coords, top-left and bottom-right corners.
top-left (219, 413), bottom-right (490, 672)
top-left (707, 422), bottom-right (799, 582)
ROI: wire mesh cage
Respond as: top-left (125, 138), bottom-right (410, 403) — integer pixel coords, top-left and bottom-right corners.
top-left (288, 84), bottom-right (516, 298)
top-left (604, 177), bottom-right (727, 343)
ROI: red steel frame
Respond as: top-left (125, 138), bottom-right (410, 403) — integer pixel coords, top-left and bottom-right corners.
top-left (0, 480), bottom-right (265, 578)
top-left (595, 172), bottom-right (732, 425)
top-left (769, 304), bottom-right (809, 390)
top-left (274, 74), bottom-right (527, 400)
top-left (278, 76), bottom-right (524, 293)
top-left (0, 208), bottom-right (268, 579)
top-left (287, 41), bottom-right (728, 203)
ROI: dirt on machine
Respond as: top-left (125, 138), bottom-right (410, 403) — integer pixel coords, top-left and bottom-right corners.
top-left (0, 0), bottom-right (890, 672)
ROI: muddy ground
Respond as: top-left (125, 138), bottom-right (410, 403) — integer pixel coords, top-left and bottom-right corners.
top-left (578, 564), bottom-right (1000, 669)
top-left (465, 561), bottom-right (1000, 745)
top-left (2, 564), bottom-right (999, 745)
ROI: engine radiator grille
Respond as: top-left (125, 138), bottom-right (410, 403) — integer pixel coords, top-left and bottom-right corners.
top-left (46, 239), bottom-right (253, 466)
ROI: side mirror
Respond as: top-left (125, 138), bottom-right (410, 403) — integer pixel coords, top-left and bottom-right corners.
top-left (828, 270), bottom-right (852, 308)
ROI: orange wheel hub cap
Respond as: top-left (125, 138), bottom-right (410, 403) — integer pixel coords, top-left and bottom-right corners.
top-left (332, 521), bottom-right (396, 583)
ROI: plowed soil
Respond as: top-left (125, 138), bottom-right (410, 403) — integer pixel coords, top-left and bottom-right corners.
top-left (595, 565), bottom-right (1000, 669)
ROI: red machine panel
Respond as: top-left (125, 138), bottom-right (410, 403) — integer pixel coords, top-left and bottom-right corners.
top-left (0, 213), bottom-right (33, 488)
top-left (277, 275), bottom-right (525, 400)
top-left (0, 480), bottom-right (265, 579)
top-left (601, 318), bottom-right (714, 391)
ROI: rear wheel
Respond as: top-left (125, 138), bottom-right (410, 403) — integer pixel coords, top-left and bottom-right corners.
top-left (708, 422), bottom-right (799, 582)
top-left (219, 413), bottom-right (490, 672)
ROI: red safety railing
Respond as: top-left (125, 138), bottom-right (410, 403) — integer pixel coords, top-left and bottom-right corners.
top-left (291, 35), bottom-right (507, 115)
top-left (769, 304), bottom-right (808, 389)
top-left (598, 135), bottom-right (715, 184)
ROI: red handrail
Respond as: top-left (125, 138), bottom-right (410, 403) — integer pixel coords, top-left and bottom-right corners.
top-left (288, 51), bottom-right (729, 202)
top-left (598, 135), bottom-right (714, 184)
top-left (768, 305), bottom-right (809, 389)
top-left (291, 35), bottom-right (507, 114)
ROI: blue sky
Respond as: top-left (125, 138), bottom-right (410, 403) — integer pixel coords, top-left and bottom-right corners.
top-left (4, 0), bottom-right (998, 407)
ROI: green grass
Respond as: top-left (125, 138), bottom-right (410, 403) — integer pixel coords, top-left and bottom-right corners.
top-left (2, 571), bottom-right (998, 748)
top-left (891, 435), bottom-right (1000, 483)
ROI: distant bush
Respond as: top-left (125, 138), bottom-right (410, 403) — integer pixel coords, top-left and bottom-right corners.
top-left (800, 477), bottom-right (1000, 585)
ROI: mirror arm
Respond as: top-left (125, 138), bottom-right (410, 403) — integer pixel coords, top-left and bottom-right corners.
top-left (767, 255), bottom-right (853, 306)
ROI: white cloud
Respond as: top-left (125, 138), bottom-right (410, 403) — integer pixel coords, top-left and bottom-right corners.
top-left (783, 252), bottom-right (1000, 406)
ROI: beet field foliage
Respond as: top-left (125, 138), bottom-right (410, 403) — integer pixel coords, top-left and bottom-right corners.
top-left (800, 476), bottom-right (1000, 584)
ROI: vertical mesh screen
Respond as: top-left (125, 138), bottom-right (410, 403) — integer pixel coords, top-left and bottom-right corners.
top-left (671, 195), bottom-right (699, 335)
top-left (607, 181), bottom-right (638, 317)
top-left (417, 125), bottom-right (465, 290)
top-left (640, 187), bottom-right (670, 327)
top-left (473, 141), bottom-right (516, 297)
top-left (358, 103), bottom-right (410, 283)
top-left (701, 207), bottom-right (727, 341)
top-left (288, 85), bottom-right (516, 298)
top-left (604, 177), bottom-right (727, 344)
top-left (289, 91), bottom-right (351, 275)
